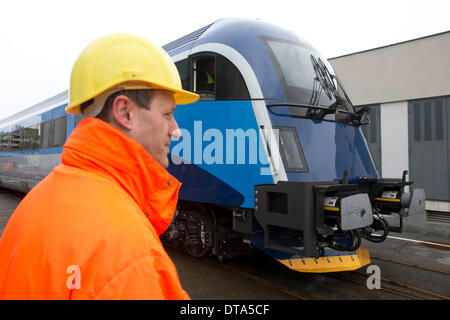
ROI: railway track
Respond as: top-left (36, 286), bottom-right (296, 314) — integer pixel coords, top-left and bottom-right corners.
top-left (325, 241), bottom-right (450, 300)
top-left (165, 242), bottom-right (316, 300)
top-left (169, 241), bottom-right (450, 300)
top-left (370, 255), bottom-right (450, 276)
top-left (202, 256), bottom-right (316, 300)
top-left (216, 254), bottom-right (449, 300)
top-left (205, 253), bottom-right (449, 300)
top-left (327, 270), bottom-right (449, 300)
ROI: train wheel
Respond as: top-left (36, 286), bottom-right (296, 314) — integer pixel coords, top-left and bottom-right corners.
top-left (181, 204), bottom-right (214, 258)
top-left (184, 241), bottom-right (211, 258)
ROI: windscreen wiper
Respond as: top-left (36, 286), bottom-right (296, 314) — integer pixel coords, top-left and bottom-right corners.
top-left (328, 100), bottom-right (370, 126)
top-left (267, 102), bottom-right (369, 125)
top-left (310, 56), bottom-right (370, 126)
top-left (266, 102), bottom-right (336, 120)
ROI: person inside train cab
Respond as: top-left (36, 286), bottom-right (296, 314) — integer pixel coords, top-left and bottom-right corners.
top-left (0, 34), bottom-right (199, 299)
top-left (196, 57), bottom-right (215, 95)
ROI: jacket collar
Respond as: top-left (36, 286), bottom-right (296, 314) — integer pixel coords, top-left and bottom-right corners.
top-left (61, 118), bottom-right (181, 235)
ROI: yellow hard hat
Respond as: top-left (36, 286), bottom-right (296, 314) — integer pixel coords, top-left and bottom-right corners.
top-left (66, 33), bottom-right (199, 114)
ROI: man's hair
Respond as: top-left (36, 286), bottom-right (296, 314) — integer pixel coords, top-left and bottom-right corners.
top-left (96, 89), bottom-right (155, 121)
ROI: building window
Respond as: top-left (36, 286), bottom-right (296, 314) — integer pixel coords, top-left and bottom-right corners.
top-left (414, 103), bottom-right (421, 141)
top-left (424, 102), bottom-right (432, 141)
top-left (435, 101), bottom-right (443, 141)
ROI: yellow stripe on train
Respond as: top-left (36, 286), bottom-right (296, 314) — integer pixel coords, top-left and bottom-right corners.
top-left (374, 197), bottom-right (401, 203)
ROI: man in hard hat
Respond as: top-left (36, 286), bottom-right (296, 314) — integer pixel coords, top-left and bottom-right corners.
top-left (0, 34), bottom-right (199, 299)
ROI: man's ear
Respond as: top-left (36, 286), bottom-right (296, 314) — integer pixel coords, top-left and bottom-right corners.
top-left (111, 95), bottom-right (133, 131)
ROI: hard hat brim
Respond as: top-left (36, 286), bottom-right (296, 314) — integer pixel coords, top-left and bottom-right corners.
top-left (66, 83), bottom-right (199, 114)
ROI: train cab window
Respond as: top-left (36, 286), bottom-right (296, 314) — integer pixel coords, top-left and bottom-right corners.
top-left (215, 55), bottom-right (249, 100)
top-left (192, 54), bottom-right (249, 100)
top-left (194, 56), bottom-right (215, 100)
top-left (175, 59), bottom-right (191, 91)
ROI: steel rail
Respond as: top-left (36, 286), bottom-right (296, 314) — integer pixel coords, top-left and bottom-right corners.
top-left (370, 255), bottom-right (450, 276)
top-left (202, 257), bottom-right (314, 300)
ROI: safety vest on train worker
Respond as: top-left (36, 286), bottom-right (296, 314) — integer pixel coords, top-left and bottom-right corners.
top-left (0, 118), bottom-right (189, 299)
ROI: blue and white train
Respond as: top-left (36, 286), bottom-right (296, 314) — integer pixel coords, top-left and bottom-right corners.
top-left (0, 18), bottom-right (425, 273)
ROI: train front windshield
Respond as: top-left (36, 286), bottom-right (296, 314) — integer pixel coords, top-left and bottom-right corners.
top-left (264, 38), bottom-right (355, 115)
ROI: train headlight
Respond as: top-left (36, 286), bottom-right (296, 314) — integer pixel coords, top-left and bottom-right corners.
top-left (274, 127), bottom-right (308, 173)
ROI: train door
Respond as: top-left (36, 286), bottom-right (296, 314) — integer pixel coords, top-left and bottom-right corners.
top-left (408, 97), bottom-right (449, 200)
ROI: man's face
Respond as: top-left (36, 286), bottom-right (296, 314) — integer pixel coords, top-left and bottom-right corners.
top-left (130, 90), bottom-right (179, 168)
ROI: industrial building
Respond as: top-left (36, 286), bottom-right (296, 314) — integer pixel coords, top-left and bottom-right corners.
top-left (329, 31), bottom-right (450, 236)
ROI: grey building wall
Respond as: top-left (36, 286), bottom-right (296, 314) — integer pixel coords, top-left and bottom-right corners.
top-left (329, 32), bottom-right (450, 237)
top-left (330, 31), bottom-right (450, 106)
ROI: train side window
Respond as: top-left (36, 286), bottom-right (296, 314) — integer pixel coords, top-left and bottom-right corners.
top-left (74, 113), bottom-right (85, 128)
top-left (0, 124), bottom-right (40, 152)
top-left (40, 121), bottom-right (52, 148)
top-left (17, 126), bottom-right (40, 151)
top-left (194, 56), bottom-right (215, 100)
top-left (53, 116), bottom-right (67, 147)
top-left (175, 59), bottom-right (191, 91)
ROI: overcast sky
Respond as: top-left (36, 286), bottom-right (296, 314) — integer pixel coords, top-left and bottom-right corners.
top-left (1, 0), bottom-right (449, 119)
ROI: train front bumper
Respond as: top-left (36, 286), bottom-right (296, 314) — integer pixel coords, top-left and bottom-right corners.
top-left (250, 230), bottom-right (371, 273)
top-left (251, 177), bottom-right (424, 272)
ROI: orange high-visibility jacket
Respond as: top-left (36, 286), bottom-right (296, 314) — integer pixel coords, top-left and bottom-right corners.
top-left (0, 118), bottom-right (189, 299)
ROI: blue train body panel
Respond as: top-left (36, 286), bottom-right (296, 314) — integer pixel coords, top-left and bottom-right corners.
top-left (268, 111), bottom-right (378, 182)
top-left (169, 100), bottom-right (273, 208)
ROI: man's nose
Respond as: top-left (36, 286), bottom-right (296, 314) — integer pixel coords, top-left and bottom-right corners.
top-left (170, 119), bottom-right (182, 140)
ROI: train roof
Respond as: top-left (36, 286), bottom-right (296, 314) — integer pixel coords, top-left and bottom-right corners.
top-left (163, 18), bottom-right (316, 56)
top-left (0, 91), bottom-right (68, 128)
top-left (163, 18), bottom-right (325, 101)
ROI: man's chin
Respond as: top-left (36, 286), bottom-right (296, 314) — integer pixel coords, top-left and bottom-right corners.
top-left (159, 156), bottom-right (169, 169)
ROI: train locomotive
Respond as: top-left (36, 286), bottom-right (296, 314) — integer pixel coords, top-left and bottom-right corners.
top-left (0, 18), bottom-right (425, 273)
